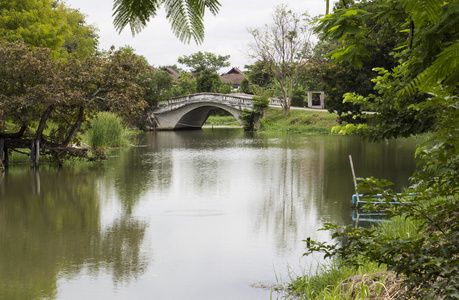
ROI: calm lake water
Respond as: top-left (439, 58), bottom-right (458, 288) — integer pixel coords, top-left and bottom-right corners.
top-left (0, 129), bottom-right (419, 300)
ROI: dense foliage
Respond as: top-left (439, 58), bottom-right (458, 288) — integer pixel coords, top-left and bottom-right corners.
top-left (195, 69), bottom-right (232, 93)
top-left (177, 51), bottom-right (230, 73)
top-left (305, 0), bottom-right (459, 298)
top-left (140, 70), bottom-right (174, 107)
top-left (0, 0), bottom-right (98, 58)
top-left (0, 41), bottom-right (148, 163)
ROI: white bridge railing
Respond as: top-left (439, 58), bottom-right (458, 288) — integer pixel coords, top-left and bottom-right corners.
top-left (155, 93), bottom-right (283, 112)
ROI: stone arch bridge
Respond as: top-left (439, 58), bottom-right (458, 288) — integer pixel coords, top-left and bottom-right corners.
top-left (149, 93), bottom-right (282, 130)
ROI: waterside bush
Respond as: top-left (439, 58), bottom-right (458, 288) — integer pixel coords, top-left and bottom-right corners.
top-left (283, 215), bottom-right (420, 299)
top-left (84, 112), bottom-right (134, 150)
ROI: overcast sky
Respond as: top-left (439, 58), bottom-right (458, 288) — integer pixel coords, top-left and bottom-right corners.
top-left (66, 0), bottom-right (330, 73)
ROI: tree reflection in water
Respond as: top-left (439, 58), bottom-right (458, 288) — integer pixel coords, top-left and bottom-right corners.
top-left (0, 167), bottom-right (147, 300)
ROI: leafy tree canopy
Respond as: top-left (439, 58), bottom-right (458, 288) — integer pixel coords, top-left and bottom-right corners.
top-left (0, 41), bottom-right (147, 163)
top-left (244, 61), bottom-right (275, 90)
top-left (140, 69), bottom-right (174, 107)
top-left (119, 45), bottom-right (149, 64)
top-left (248, 4), bottom-right (314, 115)
top-left (195, 69), bottom-right (231, 94)
top-left (178, 51), bottom-right (230, 73)
top-left (315, 0), bottom-right (458, 140)
top-left (0, 0), bottom-right (98, 58)
top-left (171, 73), bottom-right (197, 97)
top-left (305, 0), bottom-right (459, 298)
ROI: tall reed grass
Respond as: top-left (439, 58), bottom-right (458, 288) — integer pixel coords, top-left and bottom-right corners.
top-left (85, 112), bottom-right (131, 149)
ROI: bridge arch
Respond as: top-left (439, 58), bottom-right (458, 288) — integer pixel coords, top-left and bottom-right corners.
top-left (150, 93), bottom-right (260, 130)
top-left (173, 102), bottom-right (244, 129)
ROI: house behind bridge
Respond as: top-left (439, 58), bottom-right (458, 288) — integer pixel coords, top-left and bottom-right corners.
top-left (220, 67), bottom-right (246, 90)
top-left (150, 66), bottom-right (246, 90)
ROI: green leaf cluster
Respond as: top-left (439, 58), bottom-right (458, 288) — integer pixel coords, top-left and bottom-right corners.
top-left (139, 70), bottom-right (174, 107)
top-left (0, 0), bottom-right (98, 58)
top-left (195, 69), bottom-right (231, 94)
top-left (305, 0), bottom-right (459, 297)
top-left (113, 0), bottom-right (220, 44)
top-left (0, 41), bottom-right (148, 162)
top-left (177, 51), bottom-right (230, 73)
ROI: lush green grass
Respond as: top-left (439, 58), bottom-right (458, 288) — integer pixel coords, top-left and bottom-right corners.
top-left (283, 215), bottom-right (420, 299)
top-left (83, 112), bottom-right (135, 150)
top-left (259, 108), bottom-right (339, 134)
top-left (280, 260), bottom-right (388, 300)
top-left (204, 108), bottom-right (340, 133)
top-left (203, 115), bottom-right (242, 127)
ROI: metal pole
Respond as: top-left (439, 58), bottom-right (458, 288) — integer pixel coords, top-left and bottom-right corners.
top-left (349, 155), bottom-right (360, 205)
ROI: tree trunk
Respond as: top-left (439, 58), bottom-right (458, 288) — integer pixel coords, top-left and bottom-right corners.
top-left (36, 105), bottom-right (54, 141)
top-left (283, 102), bottom-right (290, 116)
top-left (63, 106), bottom-right (85, 146)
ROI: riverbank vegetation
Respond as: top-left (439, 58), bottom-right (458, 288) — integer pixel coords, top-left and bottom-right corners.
top-left (1, 0), bottom-right (458, 297)
top-left (204, 108), bottom-right (339, 134)
top-left (83, 112), bottom-right (136, 151)
top-left (4, 112), bottom-right (136, 165)
top-left (259, 108), bottom-right (338, 134)
top-left (280, 215), bottom-right (421, 299)
top-left (282, 0), bottom-right (459, 297)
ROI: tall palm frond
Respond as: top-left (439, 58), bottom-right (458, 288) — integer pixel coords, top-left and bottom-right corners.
top-left (402, 0), bottom-right (443, 24)
top-left (112, 0), bottom-right (221, 44)
top-left (399, 0), bottom-right (459, 96)
top-left (113, 0), bottom-right (160, 36)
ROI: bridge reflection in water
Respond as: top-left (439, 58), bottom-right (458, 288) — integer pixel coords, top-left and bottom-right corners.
top-left (150, 93), bottom-right (282, 130)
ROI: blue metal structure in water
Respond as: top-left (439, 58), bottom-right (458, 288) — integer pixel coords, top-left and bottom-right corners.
top-left (351, 194), bottom-right (409, 207)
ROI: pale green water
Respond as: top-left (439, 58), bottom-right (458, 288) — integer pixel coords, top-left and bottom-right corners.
top-left (0, 129), bottom-right (419, 299)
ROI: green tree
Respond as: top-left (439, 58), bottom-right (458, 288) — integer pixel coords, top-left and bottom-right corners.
top-left (171, 73), bottom-right (197, 96)
top-left (305, 0), bottom-right (459, 298)
top-left (310, 0), bottom-right (399, 120)
top-left (239, 77), bottom-right (251, 94)
top-left (195, 69), bottom-right (231, 93)
top-left (140, 69), bottom-right (174, 107)
top-left (177, 51), bottom-right (230, 73)
top-left (318, 0), bottom-right (458, 139)
top-left (248, 5), bottom-right (314, 115)
top-left (0, 0), bottom-right (98, 58)
top-left (119, 45), bottom-right (149, 64)
top-left (0, 41), bottom-right (147, 164)
top-left (244, 61), bottom-right (275, 90)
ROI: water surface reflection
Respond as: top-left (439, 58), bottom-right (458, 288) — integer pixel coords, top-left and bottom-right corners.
top-left (0, 130), bottom-right (419, 299)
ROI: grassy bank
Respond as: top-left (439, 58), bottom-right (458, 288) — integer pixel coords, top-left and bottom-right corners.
top-left (281, 215), bottom-right (420, 299)
top-left (203, 115), bottom-right (242, 127)
top-left (259, 108), bottom-right (339, 134)
top-left (204, 107), bottom-right (339, 133)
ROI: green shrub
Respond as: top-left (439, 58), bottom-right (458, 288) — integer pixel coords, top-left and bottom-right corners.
top-left (284, 259), bottom-right (387, 299)
top-left (85, 112), bottom-right (131, 149)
